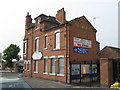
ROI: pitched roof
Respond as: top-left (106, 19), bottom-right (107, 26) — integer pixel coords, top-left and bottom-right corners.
top-left (34, 14), bottom-right (48, 20)
top-left (107, 46), bottom-right (120, 53)
top-left (26, 23), bottom-right (35, 30)
top-left (40, 16), bottom-right (61, 25)
top-left (99, 46), bottom-right (120, 59)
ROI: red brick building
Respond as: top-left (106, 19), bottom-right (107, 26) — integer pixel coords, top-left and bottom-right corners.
top-left (23, 8), bottom-right (99, 83)
top-left (99, 46), bottom-right (120, 87)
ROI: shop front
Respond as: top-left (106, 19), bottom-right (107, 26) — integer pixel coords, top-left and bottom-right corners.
top-left (70, 61), bottom-right (99, 86)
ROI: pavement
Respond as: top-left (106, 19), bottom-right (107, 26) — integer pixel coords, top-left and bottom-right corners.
top-left (0, 71), bottom-right (117, 89)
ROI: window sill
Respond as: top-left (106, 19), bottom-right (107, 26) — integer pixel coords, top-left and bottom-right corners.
top-left (52, 48), bottom-right (60, 51)
top-left (57, 74), bottom-right (64, 76)
top-left (49, 73), bottom-right (55, 76)
top-left (44, 48), bottom-right (48, 50)
top-left (43, 72), bottom-right (48, 75)
top-left (34, 72), bottom-right (38, 73)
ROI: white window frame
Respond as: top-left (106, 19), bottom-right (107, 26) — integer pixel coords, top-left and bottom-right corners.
top-left (44, 57), bottom-right (48, 74)
top-left (54, 30), bottom-right (60, 50)
top-left (27, 60), bottom-right (31, 71)
top-left (49, 57), bottom-right (56, 75)
top-left (23, 40), bottom-right (27, 54)
top-left (35, 37), bottom-right (39, 52)
top-left (34, 60), bottom-right (38, 73)
top-left (24, 60), bottom-right (27, 71)
top-left (57, 57), bottom-right (64, 76)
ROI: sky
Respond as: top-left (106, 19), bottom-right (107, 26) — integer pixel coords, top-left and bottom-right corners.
top-left (0, 0), bottom-right (119, 58)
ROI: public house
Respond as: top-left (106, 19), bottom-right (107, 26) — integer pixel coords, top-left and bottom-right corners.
top-left (23, 8), bottom-right (99, 83)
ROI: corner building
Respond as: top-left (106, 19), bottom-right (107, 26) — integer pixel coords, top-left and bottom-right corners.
top-left (23, 8), bottom-right (100, 83)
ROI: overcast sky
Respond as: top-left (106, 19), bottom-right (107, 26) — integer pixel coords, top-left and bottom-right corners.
top-left (0, 0), bottom-right (119, 58)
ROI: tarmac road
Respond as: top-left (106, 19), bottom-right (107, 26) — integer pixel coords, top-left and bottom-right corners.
top-left (0, 71), bottom-right (118, 90)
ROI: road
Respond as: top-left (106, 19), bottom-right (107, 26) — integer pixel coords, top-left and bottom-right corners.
top-left (0, 71), bottom-right (117, 89)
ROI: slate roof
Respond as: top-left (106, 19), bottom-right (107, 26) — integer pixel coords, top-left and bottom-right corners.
top-left (107, 46), bottom-right (120, 54)
top-left (26, 23), bottom-right (35, 30)
top-left (40, 16), bottom-right (61, 25)
top-left (34, 14), bottom-right (48, 20)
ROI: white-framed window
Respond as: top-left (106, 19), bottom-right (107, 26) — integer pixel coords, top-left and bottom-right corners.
top-left (51, 58), bottom-right (56, 74)
top-left (58, 58), bottom-right (64, 74)
top-left (44, 34), bottom-right (48, 49)
top-left (24, 60), bottom-right (27, 71)
top-left (35, 37), bottom-right (39, 52)
top-left (34, 60), bottom-right (38, 73)
top-left (54, 30), bottom-right (60, 49)
top-left (44, 58), bottom-right (48, 73)
top-left (23, 40), bottom-right (27, 54)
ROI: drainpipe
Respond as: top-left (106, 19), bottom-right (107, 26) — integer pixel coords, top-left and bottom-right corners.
top-left (31, 28), bottom-right (33, 77)
top-left (65, 23), bottom-right (68, 83)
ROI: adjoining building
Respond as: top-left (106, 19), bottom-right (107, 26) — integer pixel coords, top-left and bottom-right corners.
top-left (99, 46), bottom-right (120, 87)
top-left (23, 8), bottom-right (100, 83)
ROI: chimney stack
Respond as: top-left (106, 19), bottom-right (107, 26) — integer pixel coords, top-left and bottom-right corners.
top-left (25, 12), bottom-right (32, 29)
top-left (56, 8), bottom-right (66, 24)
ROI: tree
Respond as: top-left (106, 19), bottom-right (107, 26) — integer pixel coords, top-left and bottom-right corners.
top-left (2, 44), bottom-right (21, 72)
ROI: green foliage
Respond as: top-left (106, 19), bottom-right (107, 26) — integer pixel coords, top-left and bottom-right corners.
top-left (2, 44), bottom-right (21, 68)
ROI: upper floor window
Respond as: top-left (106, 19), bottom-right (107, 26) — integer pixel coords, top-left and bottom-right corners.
top-left (35, 37), bottom-right (39, 52)
top-left (45, 34), bottom-right (48, 49)
top-left (54, 30), bottom-right (60, 49)
top-left (23, 40), bottom-right (27, 54)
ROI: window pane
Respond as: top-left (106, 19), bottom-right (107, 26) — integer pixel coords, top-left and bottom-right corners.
top-left (34, 61), bottom-right (36, 72)
top-left (23, 42), bottom-right (27, 54)
top-left (55, 33), bottom-right (60, 49)
top-left (44, 59), bottom-right (48, 73)
top-left (59, 58), bottom-right (64, 74)
top-left (51, 59), bottom-right (56, 73)
top-left (45, 36), bottom-right (48, 48)
top-left (27, 62), bottom-right (29, 70)
top-left (35, 39), bottom-right (39, 52)
top-left (36, 61), bottom-right (38, 72)
top-left (34, 60), bottom-right (38, 72)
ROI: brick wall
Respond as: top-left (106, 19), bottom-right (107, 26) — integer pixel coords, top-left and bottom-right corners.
top-left (100, 58), bottom-right (113, 87)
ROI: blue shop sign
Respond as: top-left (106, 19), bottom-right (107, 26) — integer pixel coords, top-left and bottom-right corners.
top-left (74, 47), bottom-right (88, 54)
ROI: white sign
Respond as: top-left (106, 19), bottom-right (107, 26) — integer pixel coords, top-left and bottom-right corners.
top-left (32, 52), bottom-right (42, 60)
top-left (74, 37), bottom-right (92, 48)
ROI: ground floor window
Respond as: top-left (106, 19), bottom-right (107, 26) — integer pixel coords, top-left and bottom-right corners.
top-left (27, 61), bottom-right (31, 71)
top-left (58, 58), bottom-right (64, 74)
top-left (27, 62), bottom-right (30, 71)
top-left (51, 58), bottom-right (56, 73)
top-left (34, 60), bottom-right (38, 73)
top-left (24, 62), bottom-right (26, 71)
top-left (44, 59), bottom-right (48, 73)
